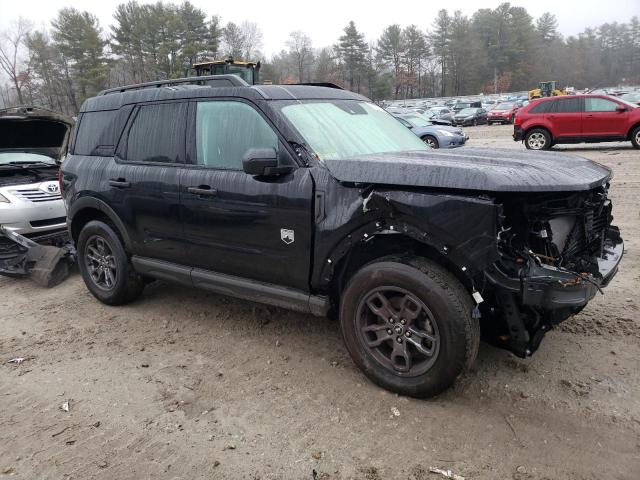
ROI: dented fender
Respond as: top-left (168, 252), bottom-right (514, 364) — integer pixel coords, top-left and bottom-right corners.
top-left (309, 167), bottom-right (501, 290)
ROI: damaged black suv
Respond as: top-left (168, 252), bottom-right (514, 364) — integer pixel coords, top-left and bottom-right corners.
top-left (61, 75), bottom-right (623, 397)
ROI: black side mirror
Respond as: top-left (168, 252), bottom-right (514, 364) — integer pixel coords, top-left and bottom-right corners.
top-left (616, 105), bottom-right (627, 113)
top-left (242, 148), bottom-right (292, 176)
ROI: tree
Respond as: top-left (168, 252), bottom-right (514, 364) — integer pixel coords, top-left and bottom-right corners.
top-left (376, 24), bottom-right (404, 97)
top-left (0, 18), bottom-right (32, 105)
top-left (430, 10), bottom-right (451, 96)
top-left (536, 12), bottom-right (559, 43)
top-left (51, 8), bottom-right (109, 106)
top-left (335, 21), bottom-right (368, 92)
top-left (286, 31), bottom-right (313, 82)
top-left (240, 21), bottom-right (263, 59)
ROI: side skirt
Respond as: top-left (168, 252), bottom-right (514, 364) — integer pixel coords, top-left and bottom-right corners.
top-left (131, 256), bottom-right (329, 317)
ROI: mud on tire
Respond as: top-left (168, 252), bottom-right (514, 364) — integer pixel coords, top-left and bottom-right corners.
top-left (339, 256), bottom-right (480, 398)
top-left (77, 220), bottom-right (144, 305)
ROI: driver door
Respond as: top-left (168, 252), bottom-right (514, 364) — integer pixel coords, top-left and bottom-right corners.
top-left (179, 99), bottom-right (314, 290)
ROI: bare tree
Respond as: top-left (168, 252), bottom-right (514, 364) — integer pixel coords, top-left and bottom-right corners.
top-left (286, 31), bottom-right (313, 82)
top-left (0, 18), bottom-right (33, 105)
top-left (240, 21), bottom-right (262, 59)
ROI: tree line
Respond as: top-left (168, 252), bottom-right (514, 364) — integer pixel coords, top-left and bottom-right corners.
top-left (1, 1), bottom-right (638, 115)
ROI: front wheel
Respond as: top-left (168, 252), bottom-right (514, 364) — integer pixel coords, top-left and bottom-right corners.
top-left (340, 257), bottom-right (479, 398)
top-left (77, 220), bottom-right (145, 305)
top-left (631, 126), bottom-right (640, 149)
top-left (421, 135), bottom-right (439, 148)
top-left (524, 128), bottom-right (551, 150)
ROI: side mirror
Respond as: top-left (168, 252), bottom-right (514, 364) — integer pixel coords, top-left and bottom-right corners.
top-left (616, 105), bottom-right (627, 113)
top-left (242, 148), bottom-right (292, 176)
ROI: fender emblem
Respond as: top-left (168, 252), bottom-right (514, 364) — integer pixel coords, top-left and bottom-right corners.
top-left (281, 229), bottom-right (295, 245)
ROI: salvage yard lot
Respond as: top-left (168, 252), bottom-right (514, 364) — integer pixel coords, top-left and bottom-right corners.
top-left (1, 124), bottom-right (639, 480)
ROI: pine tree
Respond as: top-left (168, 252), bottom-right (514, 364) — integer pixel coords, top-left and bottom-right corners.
top-left (335, 21), bottom-right (368, 92)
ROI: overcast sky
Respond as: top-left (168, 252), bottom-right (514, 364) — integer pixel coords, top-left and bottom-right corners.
top-left (1, 0), bottom-right (638, 56)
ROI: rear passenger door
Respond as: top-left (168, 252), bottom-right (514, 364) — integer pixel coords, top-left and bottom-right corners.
top-left (179, 99), bottom-right (314, 290)
top-left (110, 101), bottom-right (187, 262)
top-left (547, 97), bottom-right (583, 138)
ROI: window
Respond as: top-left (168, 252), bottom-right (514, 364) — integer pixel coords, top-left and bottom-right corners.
top-left (553, 98), bottom-right (582, 113)
top-left (585, 97), bottom-right (618, 112)
top-left (74, 110), bottom-right (119, 156)
top-left (529, 101), bottom-right (552, 114)
top-left (126, 103), bottom-right (187, 163)
top-left (196, 101), bottom-right (277, 169)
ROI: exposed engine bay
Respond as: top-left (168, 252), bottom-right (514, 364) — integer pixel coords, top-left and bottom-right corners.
top-left (484, 185), bottom-right (623, 357)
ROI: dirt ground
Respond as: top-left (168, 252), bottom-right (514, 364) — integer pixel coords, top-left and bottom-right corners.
top-left (1, 124), bottom-right (639, 480)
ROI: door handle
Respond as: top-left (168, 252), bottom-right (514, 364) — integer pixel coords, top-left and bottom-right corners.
top-left (109, 178), bottom-right (131, 188)
top-left (187, 186), bottom-right (218, 197)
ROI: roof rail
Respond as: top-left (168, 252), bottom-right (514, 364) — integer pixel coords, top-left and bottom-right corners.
top-left (98, 74), bottom-right (249, 96)
top-left (294, 82), bottom-right (343, 90)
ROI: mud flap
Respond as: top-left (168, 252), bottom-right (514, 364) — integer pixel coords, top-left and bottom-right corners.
top-left (0, 226), bottom-right (75, 287)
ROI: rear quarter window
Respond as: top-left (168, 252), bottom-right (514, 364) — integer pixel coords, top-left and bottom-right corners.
top-left (73, 107), bottom-right (132, 156)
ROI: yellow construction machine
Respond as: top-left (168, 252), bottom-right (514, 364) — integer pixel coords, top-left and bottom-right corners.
top-left (528, 81), bottom-right (567, 101)
top-left (191, 56), bottom-right (261, 85)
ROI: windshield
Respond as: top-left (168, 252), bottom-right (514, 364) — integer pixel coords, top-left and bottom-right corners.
top-left (402, 115), bottom-right (430, 128)
top-left (458, 108), bottom-right (477, 116)
top-left (495, 103), bottom-right (514, 110)
top-left (456, 103), bottom-right (472, 109)
top-left (616, 96), bottom-right (639, 108)
top-left (0, 152), bottom-right (56, 165)
top-left (621, 93), bottom-right (640, 102)
top-left (278, 100), bottom-right (427, 160)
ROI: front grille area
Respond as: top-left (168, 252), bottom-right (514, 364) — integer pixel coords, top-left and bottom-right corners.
top-left (9, 188), bottom-right (61, 202)
top-left (30, 216), bottom-right (67, 228)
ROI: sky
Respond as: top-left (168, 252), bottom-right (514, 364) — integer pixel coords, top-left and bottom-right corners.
top-left (0, 0), bottom-right (638, 56)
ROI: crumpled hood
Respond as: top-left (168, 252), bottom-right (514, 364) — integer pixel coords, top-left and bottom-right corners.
top-left (323, 147), bottom-right (611, 192)
top-left (0, 106), bottom-right (74, 160)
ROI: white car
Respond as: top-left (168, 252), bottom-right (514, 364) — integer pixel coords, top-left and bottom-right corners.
top-left (0, 107), bottom-right (73, 243)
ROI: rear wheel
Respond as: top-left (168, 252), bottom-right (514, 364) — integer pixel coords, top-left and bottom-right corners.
top-left (631, 126), bottom-right (640, 149)
top-left (421, 135), bottom-right (439, 148)
top-left (77, 220), bottom-right (144, 305)
top-left (340, 257), bottom-right (479, 398)
top-left (473, 119), bottom-right (478, 126)
top-left (524, 128), bottom-right (551, 150)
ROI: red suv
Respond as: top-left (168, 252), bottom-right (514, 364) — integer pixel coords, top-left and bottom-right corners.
top-left (488, 102), bottom-right (519, 124)
top-left (514, 95), bottom-right (640, 150)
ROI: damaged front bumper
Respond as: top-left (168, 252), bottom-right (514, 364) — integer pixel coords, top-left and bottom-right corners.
top-left (0, 225), bottom-right (75, 287)
top-left (485, 237), bottom-right (623, 310)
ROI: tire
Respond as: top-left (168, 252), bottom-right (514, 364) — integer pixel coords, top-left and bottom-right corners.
top-left (524, 128), bottom-right (551, 150)
top-left (421, 135), bottom-right (439, 149)
top-left (77, 220), bottom-right (144, 305)
top-left (339, 257), bottom-right (480, 398)
top-left (631, 125), bottom-right (640, 149)
top-left (473, 119), bottom-right (478, 126)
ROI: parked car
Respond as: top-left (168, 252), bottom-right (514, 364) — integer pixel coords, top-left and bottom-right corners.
top-left (453, 107), bottom-right (488, 126)
top-left (425, 106), bottom-right (454, 124)
top-left (394, 114), bottom-right (468, 148)
top-left (487, 102), bottom-right (519, 124)
top-left (61, 76), bottom-right (623, 398)
top-left (620, 92), bottom-right (640, 106)
top-left (514, 95), bottom-right (640, 150)
top-left (453, 100), bottom-right (482, 113)
top-left (0, 106), bottom-right (73, 243)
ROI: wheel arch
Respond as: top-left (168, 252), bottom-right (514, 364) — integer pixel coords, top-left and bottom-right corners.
top-left (626, 122), bottom-right (640, 140)
top-left (68, 197), bottom-right (133, 251)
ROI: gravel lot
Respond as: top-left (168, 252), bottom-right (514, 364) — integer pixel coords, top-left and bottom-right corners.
top-left (1, 124), bottom-right (639, 480)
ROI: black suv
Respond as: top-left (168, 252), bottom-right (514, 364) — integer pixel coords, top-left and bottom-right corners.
top-left (61, 75), bottom-right (623, 398)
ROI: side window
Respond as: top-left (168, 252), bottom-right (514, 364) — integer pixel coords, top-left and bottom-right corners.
top-left (74, 110), bottom-right (118, 156)
top-left (585, 98), bottom-right (618, 112)
top-left (195, 101), bottom-right (278, 169)
top-left (553, 98), bottom-right (582, 113)
top-left (125, 103), bottom-right (187, 163)
top-left (529, 101), bottom-right (551, 114)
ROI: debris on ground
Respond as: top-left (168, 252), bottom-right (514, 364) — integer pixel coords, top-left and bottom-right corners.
top-left (60, 400), bottom-right (71, 412)
top-left (391, 407), bottom-right (400, 417)
top-left (428, 466), bottom-right (465, 480)
top-left (8, 357), bottom-right (26, 365)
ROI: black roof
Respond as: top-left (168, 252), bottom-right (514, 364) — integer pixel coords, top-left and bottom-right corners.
top-left (81, 82), bottom-right (367, 113)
